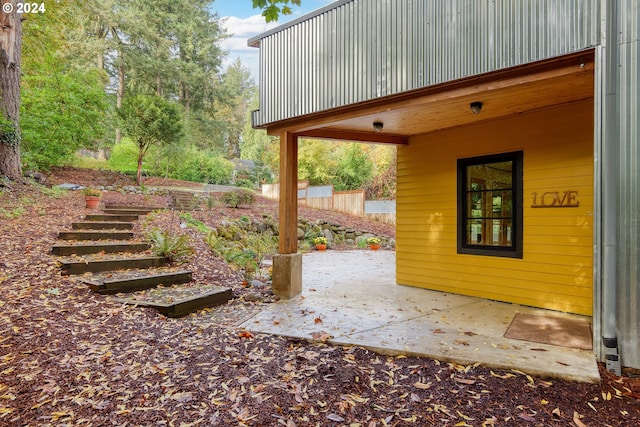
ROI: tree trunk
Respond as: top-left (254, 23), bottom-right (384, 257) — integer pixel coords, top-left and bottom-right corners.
top-left (0, 0), bottom-right (23, 180)
top-left (136, 145), bottom-right (144, 185)
top-left (115, 49), bottom-right (125, 144)
top-left (95, 22), bottom-right (105, 69)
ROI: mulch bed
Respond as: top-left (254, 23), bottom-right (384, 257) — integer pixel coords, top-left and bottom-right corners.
top-left (0, 168), bottom-right (638, 426)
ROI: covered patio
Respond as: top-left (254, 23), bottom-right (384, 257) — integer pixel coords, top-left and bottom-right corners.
top-left (242, 250), bottom-right (599, 383)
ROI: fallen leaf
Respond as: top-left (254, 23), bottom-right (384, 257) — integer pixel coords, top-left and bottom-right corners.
top-left (310, 331), bottom-right (332, 342)
top-left (518, 412), bottom-right (535, 422)
top-left (327, 413), bottom-right (344, 422)
top-left (573, 411), bottom-right (587, 427)
top-left (413, 381), bottom-right (432, 389)
top-left (171, 391), bottom-right (193, 402)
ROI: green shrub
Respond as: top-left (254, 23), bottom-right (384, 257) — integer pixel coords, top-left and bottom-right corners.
top-left (203, 193), bottom-right (216, 210)
top-left (21, 65), bottom-right (112, 171)
top-left (356, 237), bottom-right (368, 249)
top-left (220, 189), bottom-right (254, 208)
top-left (148, 229), bottom-right (194, 262)
top-left (108, 138), bottom-right (140, 175)
top-left (171, 151), bottom-right (234, 184)
top-left (72, 155), bottom-right (109, 170)
top-left (179, 212), bottom-right (210, 234)
top-left (244, 230), bottom-right (278, 266)
top-left (227, 249), bottom-right (259, 281)
top-left (235, 178), bottom-right (254, 189)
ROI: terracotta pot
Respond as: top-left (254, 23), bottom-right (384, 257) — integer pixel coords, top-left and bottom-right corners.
top-left (315, 243), bottom-right (327, 251)
top-left (369, 243), bottom-right (381, 251)
top-left (85, 196), bottom-right (101, 209)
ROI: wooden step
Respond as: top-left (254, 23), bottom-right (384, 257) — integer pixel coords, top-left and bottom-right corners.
top-left (103, 208), bottom-right (155, 215)
top-left (169, 190), bottom-right (198, 210)
top-left (84, 270), bottom-right (192, 294)
top-left (58, 231), bottom-right (134, 241)
top-left (115, 285), bottom-right (232, 318)
top-left (60, 256), bottom-right (166, 274)
top-left (51, 242), bottom-right (150, 256)
top-left (72, 221), bottom-right (133, 230)
top-left (104, 205), bottom-right (164, 211)
top-left (85, 214), bottom-right (139, 222)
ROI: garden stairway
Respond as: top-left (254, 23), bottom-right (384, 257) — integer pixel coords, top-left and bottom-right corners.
top-left (51, 204), bottom-right (231, 317)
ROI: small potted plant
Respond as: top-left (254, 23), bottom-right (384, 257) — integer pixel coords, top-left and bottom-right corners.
top-left (366, 236), bottom-right (381, 251)
top-left (312, 236), bottom-right (328, 251)
top-left (82, 187), bottom-right (102, 209)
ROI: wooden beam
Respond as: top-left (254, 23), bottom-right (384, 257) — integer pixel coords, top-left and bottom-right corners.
top-left (294, 129), bottom-right (408, 145)
top-left (279, 131), bottom-right (298, 254)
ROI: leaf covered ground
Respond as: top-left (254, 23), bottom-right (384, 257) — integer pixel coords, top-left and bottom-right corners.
top-left (0, 168), bottom-right (639, 426)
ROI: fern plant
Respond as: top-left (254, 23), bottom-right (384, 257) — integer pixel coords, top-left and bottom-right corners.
top-left (148, 229), bottom-right (194, 263)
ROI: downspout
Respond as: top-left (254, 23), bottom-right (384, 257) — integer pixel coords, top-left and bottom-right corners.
top-left (602, 0), bottom-right (621, 376)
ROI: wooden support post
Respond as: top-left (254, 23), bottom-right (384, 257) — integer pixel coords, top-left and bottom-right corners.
top-left (273, 131), bottom-right (302, 299)
top-left (279, 131), bottom-right (298, 254)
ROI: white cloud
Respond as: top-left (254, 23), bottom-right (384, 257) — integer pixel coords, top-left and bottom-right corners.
top-left (220, 15), bottom-right (278, 52)
top-left (220, 15), bottom-right (279, 79)
top-left (224, 15), bottom-right (278, 37)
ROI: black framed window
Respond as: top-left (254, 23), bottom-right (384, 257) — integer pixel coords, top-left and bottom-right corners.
top-left (457, 151), bottom-right (523, 258)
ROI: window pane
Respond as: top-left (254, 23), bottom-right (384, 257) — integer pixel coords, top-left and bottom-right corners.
top-left (467, 192), bottom-right (484, 217)
top-left (490, 190), bottom-right (512, 218)
top-left (463, 159), bottom-right (515, 248)
top-left (466, 219), bottom-right (484, 244)
top-left (468, 161), bottom-right (512, 190)
top-left (458, 151), bottom-right (522, 258)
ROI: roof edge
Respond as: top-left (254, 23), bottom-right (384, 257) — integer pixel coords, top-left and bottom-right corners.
top-left (247, 0), bottom-right (353, 47)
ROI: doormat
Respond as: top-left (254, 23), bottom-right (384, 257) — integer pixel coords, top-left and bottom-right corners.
top-left (504, 313), bottom-right (592, 350)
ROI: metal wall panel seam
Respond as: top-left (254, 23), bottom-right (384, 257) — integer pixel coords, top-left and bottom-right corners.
top-left (617, 0), bottom-right (640, 369)
top-left (592, 45), bottom-right (604, 363)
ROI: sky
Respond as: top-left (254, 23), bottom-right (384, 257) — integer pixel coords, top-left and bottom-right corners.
top-left (212, 0), bottom-right (339, 81)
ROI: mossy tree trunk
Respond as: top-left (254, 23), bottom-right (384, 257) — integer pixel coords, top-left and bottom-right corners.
top-left (0, 0), bottom-right (23, 180)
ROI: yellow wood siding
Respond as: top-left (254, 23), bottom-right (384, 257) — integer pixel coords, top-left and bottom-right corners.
top-left (397, 99), bottom-right (594, 315)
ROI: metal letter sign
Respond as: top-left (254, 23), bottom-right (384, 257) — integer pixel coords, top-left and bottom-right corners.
top-left (531, 191), bottom-right (580, 208)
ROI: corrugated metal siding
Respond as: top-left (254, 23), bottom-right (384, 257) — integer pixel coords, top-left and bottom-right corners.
top-left (253, 0), bottom-right (600, 126)
top-left (616, 0), bottom-right (640, 370)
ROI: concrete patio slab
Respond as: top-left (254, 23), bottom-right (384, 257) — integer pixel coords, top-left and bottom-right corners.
top-left (240, 250), bottom-right (600, 383)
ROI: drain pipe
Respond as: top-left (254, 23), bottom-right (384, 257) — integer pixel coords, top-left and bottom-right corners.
top-left (602, 0), bottom-right (621, 376)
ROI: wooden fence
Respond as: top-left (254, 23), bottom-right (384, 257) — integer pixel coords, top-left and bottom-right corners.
top-left (261, 182), bottom-right (395, 225)
top-left (333, 190), bottom-right (365, 217)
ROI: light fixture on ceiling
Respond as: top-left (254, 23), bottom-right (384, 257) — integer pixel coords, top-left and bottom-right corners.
top-left (470, 101), bottom-right (483, 114)
top-left (373, 121), bottom-right (384, 132)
